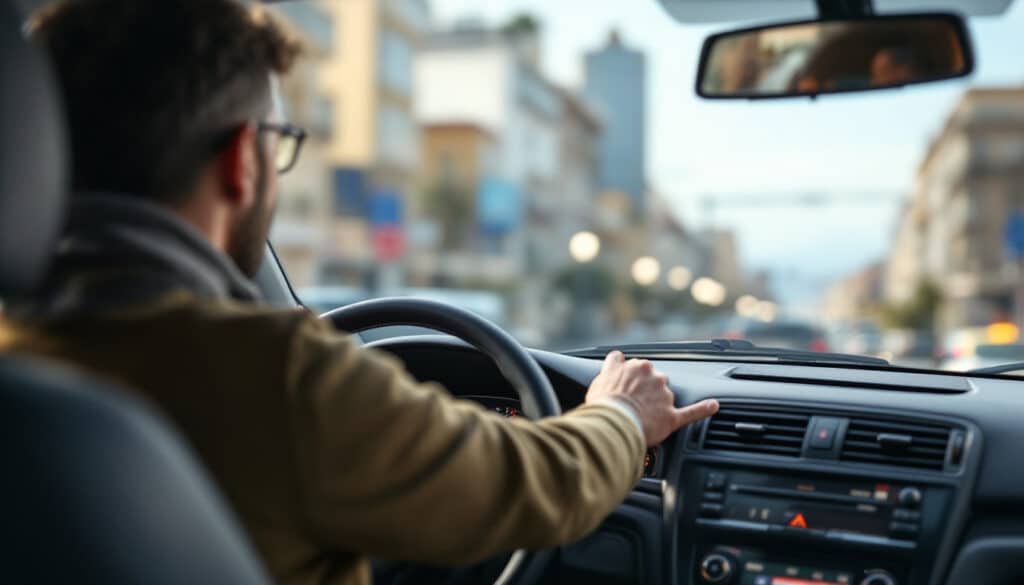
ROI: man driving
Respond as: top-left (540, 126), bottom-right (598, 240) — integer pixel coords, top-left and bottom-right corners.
top-left (3, 1), bottom-right (718, 584)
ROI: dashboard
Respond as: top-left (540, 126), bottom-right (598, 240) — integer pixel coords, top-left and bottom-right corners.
top-left (367, 335), bottom-right (1024, 585)
top-left (471, 394), bottom-right (664, 478)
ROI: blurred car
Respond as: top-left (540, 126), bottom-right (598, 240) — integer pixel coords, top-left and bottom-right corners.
top-left (881, 329), bottom-right (939, 369)
top-left (298, 286), bottom-right (372, 315)
top-left (830, 321), bottom-right (884, 357)
top-left (299, 286), bottom-right (510, 343)
top-left (941, 323), bottom-right (1024, 371)
top-left (728, 319), bottom-right (831, 352)
top-left (943, 343), bottom-right (1024, 372)
top-left (300, 286), bottom-right (507, 325)
top-left (657, 315), bottom-right (695, 341)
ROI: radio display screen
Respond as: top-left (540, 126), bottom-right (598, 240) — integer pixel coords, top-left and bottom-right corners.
top-left (719, 472), bottom-right (906, 538)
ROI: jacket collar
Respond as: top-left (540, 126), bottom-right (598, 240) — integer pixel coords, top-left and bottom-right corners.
top-left (12, 193), bottom-right (261, 319)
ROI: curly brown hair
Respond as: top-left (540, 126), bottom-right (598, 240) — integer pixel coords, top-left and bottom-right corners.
top-left (30, 0), bottom-right (303, 204)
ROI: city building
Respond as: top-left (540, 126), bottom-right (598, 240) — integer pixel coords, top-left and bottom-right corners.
top-left (273, 0), bottom-right (431, 291)
top-left (415, 23), bottom-right (587, 338)
top-left (700, 228), bottom-right (744, 293)
top-left (268, 2), bottom-right (336, 289)
top-left (552, 88), bottom-right (603, 246)
top-left (645, 194), bottom-right (705, 290)
top-left (824, 262), bottom-right (885, 323)
top-left (883, 88), bottom-right (1024, 330)
top-left (584, 30), bottom-right (648, 216)
top-left (410, 121), bottom-right (500, 284)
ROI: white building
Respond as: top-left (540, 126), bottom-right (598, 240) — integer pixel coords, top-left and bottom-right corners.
top-left (415, 25), bottom-right (590, 339)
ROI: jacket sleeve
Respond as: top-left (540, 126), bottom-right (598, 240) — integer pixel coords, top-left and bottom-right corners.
top-left (282, 313), bottom-right (646, 565)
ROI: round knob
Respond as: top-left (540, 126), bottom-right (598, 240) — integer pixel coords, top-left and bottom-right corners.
top-left (699, 553), bottom-right (735, 584)
top-left (860, 571), bottom-right (897, 585)
top-left (898, 486), bottom-right (923, 508)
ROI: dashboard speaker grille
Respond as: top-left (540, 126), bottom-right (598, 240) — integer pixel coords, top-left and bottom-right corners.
top-left (702, 406), bottom-right (810, 457)
top-left (840, 417), bottom-right (951, 471)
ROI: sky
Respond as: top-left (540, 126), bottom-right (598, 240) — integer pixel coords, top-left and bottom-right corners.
top-left (431, 0), bottom-right (1024, 308)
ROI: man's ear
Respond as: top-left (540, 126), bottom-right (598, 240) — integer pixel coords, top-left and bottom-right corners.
top-left (216, 123), bottom-right (260, 209)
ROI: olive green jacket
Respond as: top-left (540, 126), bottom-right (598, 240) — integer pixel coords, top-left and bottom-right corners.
top-left (3, 196), bottom-right (645, 585)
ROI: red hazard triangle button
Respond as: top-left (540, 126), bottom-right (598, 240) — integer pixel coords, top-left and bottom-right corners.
top-left (788, 513), bottom-right (808, 528)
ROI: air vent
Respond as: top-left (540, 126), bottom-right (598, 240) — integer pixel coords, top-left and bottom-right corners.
top-left (702, 406), bottom-right (811, 457)
top-left (840, 417), bottom-right (951, 471)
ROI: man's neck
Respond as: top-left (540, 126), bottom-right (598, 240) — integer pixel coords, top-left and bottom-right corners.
top-left (172, 183), bottom-right (234, 256)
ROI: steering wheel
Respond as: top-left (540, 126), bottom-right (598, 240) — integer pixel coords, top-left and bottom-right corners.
top-left (321, 297), bottom-right (562, 585)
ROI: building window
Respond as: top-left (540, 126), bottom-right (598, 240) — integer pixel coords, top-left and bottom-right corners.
top-left (311, 94), bottom-right (334, 139)
top-left (378, 29), bottom-right (413, 95)
top-left (376, 105), bottom-right (418, 167)
top-left (381, 0), bottom-right (431, 34)
top-left (273, 4), bottom-right (333, 55)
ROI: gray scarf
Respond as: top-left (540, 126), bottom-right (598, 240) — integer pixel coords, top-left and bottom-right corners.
top-left (11, 193), bottom-right (261, 319)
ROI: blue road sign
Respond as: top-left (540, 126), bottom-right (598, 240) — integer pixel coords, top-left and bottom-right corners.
top-left (1005, 212), bottom-right (1024, 260)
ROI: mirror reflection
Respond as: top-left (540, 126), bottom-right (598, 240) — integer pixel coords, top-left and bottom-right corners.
top-left (700, 17), bottom-right (969, 98)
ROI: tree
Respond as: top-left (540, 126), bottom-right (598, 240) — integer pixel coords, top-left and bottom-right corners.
top-left (552, 263), bottom-right (617, 304)
top-left (881, 281), bottom-right (942, 331)
top-left (500, 13), bottom-right (541, 38)
top-left (422, 178), bottom-right (474, 251)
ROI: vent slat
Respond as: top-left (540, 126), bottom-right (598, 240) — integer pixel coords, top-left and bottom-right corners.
top-left (841, 417), bottom-right (951, 471)
top-left (699, 439), bottom-right (802, 456)
top-left (844, 430), bottom-right (949, 447)
top-left (710, 409), bottom-right (811, 423)
top-left (702, 406), bottom-right (809, 458)
top-left (841, 452), bottom-right (946, 469)
top-left (708, 421), bottom-right (807, 435)
top-left (841, 440), bottom-right (947, 457)
top-left (706, 430), bottom-right (805, 444)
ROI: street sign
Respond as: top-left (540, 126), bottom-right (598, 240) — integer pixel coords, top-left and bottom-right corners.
top-left (1004, 212), bottom-right (1024, 259)
top-left (332, 168), bottom-right (367, 216)
top-left (478, 177), bottom-right (522, 235)
top-left (368, 187), bottom-right (404, 262)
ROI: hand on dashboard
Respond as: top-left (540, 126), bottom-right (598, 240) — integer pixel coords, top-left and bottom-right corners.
top-left (586, 350), bottom-right (719, 447)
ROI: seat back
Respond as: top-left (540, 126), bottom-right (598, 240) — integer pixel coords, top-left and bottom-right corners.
top-left (0, 359), bottom-right (273, 585)
top-left (0, 2), bottom-right (270, 583)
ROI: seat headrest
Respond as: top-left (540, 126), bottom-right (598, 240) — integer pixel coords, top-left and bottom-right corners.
top-left (0, 0), bottom-right (67, 297)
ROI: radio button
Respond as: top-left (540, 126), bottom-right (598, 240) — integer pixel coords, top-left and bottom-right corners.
top-left (892, 509), bottom-right (921, 522)
top-left (889, 521), bottom-right (920, 538)
top-left (860, 571), bottom-right (897, 585)
top-left (706, 472), bottom-right (727, 491)
top-left (699, 502), bottom-right (724, 518)
top-left (699, 553), bottom-right (735, 584)
top-left (898, 486), bottom-right (923, 508)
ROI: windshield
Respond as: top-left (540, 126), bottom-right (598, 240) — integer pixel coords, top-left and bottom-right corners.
top-left (270, 0), bottom-right (1024, 374)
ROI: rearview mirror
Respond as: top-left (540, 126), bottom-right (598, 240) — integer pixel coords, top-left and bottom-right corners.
top-left (696, 14), bottom-right (973, 99)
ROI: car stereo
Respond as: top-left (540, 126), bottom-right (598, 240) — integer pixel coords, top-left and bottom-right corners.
top-left (680, 466), bottom-right (956, 585)
top-left (697, 470), bottom-right (924, 543)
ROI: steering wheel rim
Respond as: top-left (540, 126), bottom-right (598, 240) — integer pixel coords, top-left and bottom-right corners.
top-left (321, 297), bottom-right (561, 585)
top-left (321, 297), bottom-right (561, 419)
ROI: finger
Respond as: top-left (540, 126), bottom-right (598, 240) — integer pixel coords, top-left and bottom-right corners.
top-left (628, 359), bottom-right (653, 372)
top-left (603, 350), bottom-right (625, 370)
top-left (672, 399), bottom-right (719, 428)
top-left (653, 372), bottom-right (669, 386)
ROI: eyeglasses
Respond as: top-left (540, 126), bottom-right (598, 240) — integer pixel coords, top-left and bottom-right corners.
top-left (257, 122), bottom-right (307, 174)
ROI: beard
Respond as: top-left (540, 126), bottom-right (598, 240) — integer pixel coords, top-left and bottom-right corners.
top-left (228, 149), bottom-right (275, 278)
